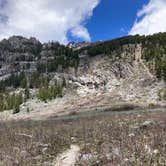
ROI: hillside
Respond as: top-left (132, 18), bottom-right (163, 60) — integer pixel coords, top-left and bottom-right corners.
top-left (0, 33), bottom-right (165, 119)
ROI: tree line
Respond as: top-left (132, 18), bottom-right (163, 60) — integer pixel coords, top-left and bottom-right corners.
top-left (78, 32), bottom-right (166, 81)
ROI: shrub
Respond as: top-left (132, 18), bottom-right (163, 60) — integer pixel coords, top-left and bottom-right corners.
top-left (26, 107), bottom-right (30, 113)
top-left (37, 80), bottom-right (63, 102)
top-left (13, 105), bottom-right (20, 114)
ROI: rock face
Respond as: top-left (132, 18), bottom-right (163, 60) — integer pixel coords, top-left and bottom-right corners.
top-left (67, 41), bottom-right (90, 50)
top-left (0, 35), bottom-right (165, 107)
top-left (71, 48), bottom-right (164, 105)
top-left (0, 36), bottom-right (42, 76)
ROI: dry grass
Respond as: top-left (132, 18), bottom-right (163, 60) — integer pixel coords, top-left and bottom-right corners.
top-left (0, 110), bottom-right (166, 165)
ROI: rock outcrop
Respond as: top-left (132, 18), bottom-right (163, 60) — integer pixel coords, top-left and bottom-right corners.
top-left (0, 34), bottom-right (165, 109)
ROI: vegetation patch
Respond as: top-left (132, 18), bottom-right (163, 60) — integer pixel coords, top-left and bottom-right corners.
top-left (0, 111), bottom-right (165, 165)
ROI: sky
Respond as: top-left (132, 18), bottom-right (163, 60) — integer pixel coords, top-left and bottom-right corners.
top-left (0, 0), bottom-right (166, 44)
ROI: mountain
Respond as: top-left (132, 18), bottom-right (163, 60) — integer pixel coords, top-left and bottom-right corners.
top-left (0, 33), bottom-right (165, 116)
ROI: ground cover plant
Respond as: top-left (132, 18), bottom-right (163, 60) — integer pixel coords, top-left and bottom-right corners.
top-left (0, 110), bottom-right (165, 165)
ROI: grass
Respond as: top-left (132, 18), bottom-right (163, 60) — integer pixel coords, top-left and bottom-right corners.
top-left (0, 110), bottom-right (166, 165)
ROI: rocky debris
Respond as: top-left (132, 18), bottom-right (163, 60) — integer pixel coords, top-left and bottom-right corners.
top-left (128, 133), bottom-right (135, 137)
top-left (80, 153), bottom-right (95, 161)
top-left (144, 144), bottom-right (152, 154)
top-left (130, 120), bottom-right (156, 130)
top-left (140, 120), bottom-right (155, 129)
top-left (20, 150), bottom-right (31, 159)
top-left (112, 147), bottom-right (121, 157)
top-left (67, 51), bottom-right (165, 105)
top-left (67, 41), bottom-right (90, 50)
top-left (15, 133), bottom-right (33, 138)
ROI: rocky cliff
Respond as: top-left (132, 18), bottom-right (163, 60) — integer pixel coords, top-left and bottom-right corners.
top-left (0, 33), bottom-right (165, 117)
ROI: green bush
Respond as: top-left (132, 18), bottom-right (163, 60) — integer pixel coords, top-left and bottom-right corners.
top-left (163, 89), bottom-right (166, 100)
top-left (37, 80), bottom-right (63, 102)
top-left (26, 107), bottom-right (30, 113)
top-left (0, 93), bottom-right (23, 113)
top-left (13, 105), bottom-right (20, 114)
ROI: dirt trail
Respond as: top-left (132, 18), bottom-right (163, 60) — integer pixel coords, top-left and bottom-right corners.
top-left (54, 145), bottom-right (80, 166)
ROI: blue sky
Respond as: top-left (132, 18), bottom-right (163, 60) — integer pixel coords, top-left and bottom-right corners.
top-left (67, 0), bottom-right (150, 42)
top-left (86, 0), bottom-right (149, 42)
top-left (0, 0), bottom-right (166, 43)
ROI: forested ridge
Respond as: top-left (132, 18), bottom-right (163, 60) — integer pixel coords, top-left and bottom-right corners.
top-left (0, 33), bottom-right (166, 113)
top-left (78, 32), bottom-right (166, 81)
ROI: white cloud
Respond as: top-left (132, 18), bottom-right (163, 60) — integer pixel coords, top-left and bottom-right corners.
top-left (0, 0), bottom-right (100, 43)
top-left (129, 0), bottom-right (166, 35)
top-left (71, 26), bottom-right (91, 42)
